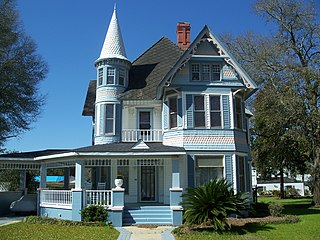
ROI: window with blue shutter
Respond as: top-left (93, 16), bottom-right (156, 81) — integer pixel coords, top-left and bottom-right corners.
top-left (186, 95), bottom-right (194, 128)
top-left (163, 101), bottom-right (169, 129)
top-left (222, 95), bottom-right (231, 129)
top-left (224, 154), bottom-right (233, 184)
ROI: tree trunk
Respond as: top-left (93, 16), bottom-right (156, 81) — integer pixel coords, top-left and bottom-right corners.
top-left (313, 146), bottom-right (320, 206)
top-left (280, 169), bottom-right (285, 199)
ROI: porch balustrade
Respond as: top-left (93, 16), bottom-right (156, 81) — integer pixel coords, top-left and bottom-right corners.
top-left (39, 190), bottom-right (72, 209)
top-left (122, 129), bottom-right (162, 142)
top-left (85, 190), bottom-right (112, 208)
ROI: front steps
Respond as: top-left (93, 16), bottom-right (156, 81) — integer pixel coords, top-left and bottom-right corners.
top-left (123, 205), bottom-right (172, 225)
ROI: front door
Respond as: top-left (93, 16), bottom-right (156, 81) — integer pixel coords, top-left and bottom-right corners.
top-left (138, 111), bottom-right (151, 141)
top-left (140, 166), bottom-right (156, 202)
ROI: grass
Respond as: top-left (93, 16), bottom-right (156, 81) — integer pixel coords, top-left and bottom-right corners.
top-left (0, 222), bottom-right (119, 240)
top-left (175, 197), bottom-right (320, 240)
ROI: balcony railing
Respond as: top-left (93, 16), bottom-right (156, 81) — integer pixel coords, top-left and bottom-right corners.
top-left (85, 190), bottom-right (112, 208)
top-left (122, 129), bottom-right (162, 142)
top-left (40, 190), bottom-right (72, 209)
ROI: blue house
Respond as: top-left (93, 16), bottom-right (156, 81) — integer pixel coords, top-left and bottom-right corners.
top-left (0, 7), bottom-right (257, 226)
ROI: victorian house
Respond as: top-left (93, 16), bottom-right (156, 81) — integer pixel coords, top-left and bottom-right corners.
top-left (0, 7), bottom-right (257, 226)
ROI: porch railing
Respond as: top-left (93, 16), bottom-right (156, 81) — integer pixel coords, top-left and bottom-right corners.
top-left (122, 129), bottom-right (162, 142)
top-left (85, 190), bottom-right (112, 208)
top-left (40, 190), bottom-right (72, 209)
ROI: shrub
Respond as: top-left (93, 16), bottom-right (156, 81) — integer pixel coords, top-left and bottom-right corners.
top-left (286, 188), bottom-right (301, 198)
top-left (268, 202), bottom-right (284, 217)
top-left (181, 178), bottom-right (250, 231)
top-left (81, 205), bottom-right (108, 222)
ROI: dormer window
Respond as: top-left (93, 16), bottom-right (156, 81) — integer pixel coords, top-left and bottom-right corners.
top-left (98, 68), bottom-right (103, 86)
top-left (119, 68), bottom-right (125, 86)
top-left (107, 67), bottom-right (115, 84)
top-left (191, 63), bottom-right (221, 81)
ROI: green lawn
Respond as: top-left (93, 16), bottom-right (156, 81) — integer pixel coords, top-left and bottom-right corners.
top-left (175, 197), bottom-right (320, 240)
top-left (0, 222), bottom-right (119, 240)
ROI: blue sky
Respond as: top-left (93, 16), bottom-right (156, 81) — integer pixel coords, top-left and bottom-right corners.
top-left (5, 0), bottom-right (271, 152)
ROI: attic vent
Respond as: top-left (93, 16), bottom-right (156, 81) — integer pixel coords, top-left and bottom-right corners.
top-left (132, 139), bottom-right (150, 150)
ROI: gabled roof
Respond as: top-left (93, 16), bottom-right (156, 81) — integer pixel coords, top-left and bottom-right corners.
top-left (156, 25), bottom-right (258, 99)
top-left (121, 37), bottom-right (183, 100)
top-left (97, 6), bottom-right (128, 61)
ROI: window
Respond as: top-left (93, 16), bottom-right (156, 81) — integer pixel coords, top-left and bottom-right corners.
top-left (212, 64), bottom-right (221, 81)
top-left (169, 97), bottom-right (177, 129)
top-left (202, 64), bottom-right (210, 81)
top-left (194, 96), bottom-right (205, 128)
top-left (107, 67), bottom-right (115, 84)
top-left (105, 104), bottom-right (114, 134)
top-left (235, 97), bottom-right (243, 129)
top-left (98, 68), bottom-right (103, 86)
top-left (210, 96), bottom-right (221, 127)
top-left (119, 68), bottom-right (125, 86)
top-left (191, 64), bottom-right (200, 80)
top-left (238, 156), bottom-right (246, 192)
top-left (196, 156), bottom-right (224, 185)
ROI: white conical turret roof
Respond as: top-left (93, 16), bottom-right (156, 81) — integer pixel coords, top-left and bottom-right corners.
top-left (98, 6), bottom-right (128, 61)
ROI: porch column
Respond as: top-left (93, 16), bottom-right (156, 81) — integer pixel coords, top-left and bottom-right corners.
top-left (170, 160), bottom-right (183, 226)
top-left (110, 186), bottom-right (125, 227)
top-left (72, 161), bottom-right (85, 221)
top-left (39, 164), bottom-right (47, 189)
top-left (19, 170), bottom-right (27, 194)
top-left (75, 160), bottom-right (84, 190)
top-left (64, 168), bottom-right (70, 189)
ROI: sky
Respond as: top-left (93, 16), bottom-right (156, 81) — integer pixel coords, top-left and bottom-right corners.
top-left (5, 0), bottom-right (274, 152)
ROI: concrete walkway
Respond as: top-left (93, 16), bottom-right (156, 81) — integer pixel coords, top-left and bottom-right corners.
top-left (116, 226), bottom-right (175, 240)
top-left (0, 216), bottom-right (24, 227)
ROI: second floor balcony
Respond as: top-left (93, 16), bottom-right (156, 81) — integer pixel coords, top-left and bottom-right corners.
top-left (122, 129), bottom-right (163, 142)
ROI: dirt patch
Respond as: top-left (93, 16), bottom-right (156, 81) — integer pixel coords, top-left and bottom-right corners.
top-left (227, 215), bottom-right (299, 227)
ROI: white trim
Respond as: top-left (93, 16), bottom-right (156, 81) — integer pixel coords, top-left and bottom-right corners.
top-left (35, 152), bottom-right (79, 160)
top-left (78, 152), bottom-right (186, 156)
top-left (40, 204), bottom-right (72, 210)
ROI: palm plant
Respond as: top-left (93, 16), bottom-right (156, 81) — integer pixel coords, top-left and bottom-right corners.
top-left (181, 178), bottom-right (250, 231)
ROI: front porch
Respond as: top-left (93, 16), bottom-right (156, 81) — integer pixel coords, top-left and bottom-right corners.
top-left (0, 144), bottom-right (186, 226)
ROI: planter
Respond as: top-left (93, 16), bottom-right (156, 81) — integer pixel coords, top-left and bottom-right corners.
top-left (114, 179), bottom-right (123, 189)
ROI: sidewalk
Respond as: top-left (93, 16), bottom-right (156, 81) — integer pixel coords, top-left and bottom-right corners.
top-left (0, 216), bottom-right (24, 227)
top-left (117, 226), bottom-right (175, 240)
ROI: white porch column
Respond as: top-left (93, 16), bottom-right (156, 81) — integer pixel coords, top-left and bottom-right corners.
top-left (75, 160), bottom-right (85, 190)
top-left (40, 164), bottom-right (47, 189)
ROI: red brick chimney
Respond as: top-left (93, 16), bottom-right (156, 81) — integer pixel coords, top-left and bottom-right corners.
top-left (176, 22), bottom-right (190, 51)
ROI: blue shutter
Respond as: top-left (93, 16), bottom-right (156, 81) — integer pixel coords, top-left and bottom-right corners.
top-left (186, 94), bottom-right (194, 128)
top-left (115, 104), bottom-right (121, 136)
top-left (177, 98), bottom-right (182, 127)
top-left (99, 104), bottom-right (105, 135)
top-left (225, 154), bottom-right (233, 184)
top-left (163, 101), bottom-right (169, 129)
top-left (222, 95), bottom-right (230, 129)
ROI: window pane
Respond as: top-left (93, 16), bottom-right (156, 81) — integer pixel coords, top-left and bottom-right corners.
top-left (212, 64), bottom-right (220, 81)
top-left (169, 97), bottom-right (177, 129)
top-left (202, 64), bottom-right (210, 81)
top-left (210, 112), bottom-right (221, 127)
top-left (196, 167), bottom-right (223, 185)
top-left (139, 112), bottom-right (151, 130)
top-left (238, 156), bottom-right (246, 192)
top-left (119, 68), bottom-right (125, 85)
top-left (98, 68), bottom-right (103, 86)
top-left (194, 96), bottom-right (204, 110)
top-left (107, 68), bottom-right (115, 84)
top-left (210, 96), bottom-right (220, 110)
top-left (192, 64), bottom-right (200, 80)
top-left (105, 119), bottom-right (113, 133)
top-left (106, 105), bottom-right (114, 118)
top-left (194, 112), bottom-right (205, 127)
top-left (235, 98), bottom-right (242, 128)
